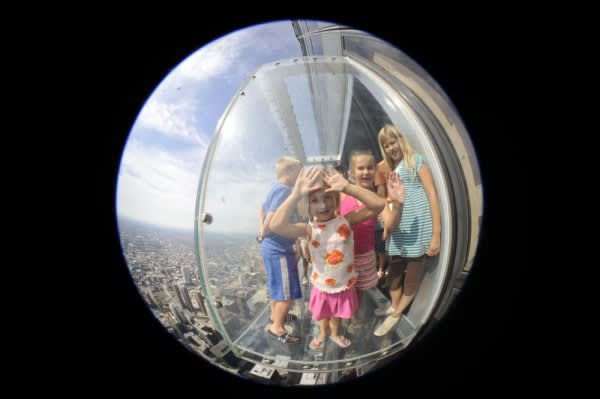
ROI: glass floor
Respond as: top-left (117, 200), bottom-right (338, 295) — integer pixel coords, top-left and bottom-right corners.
top-left (231, 278), bottom-right (416, 373)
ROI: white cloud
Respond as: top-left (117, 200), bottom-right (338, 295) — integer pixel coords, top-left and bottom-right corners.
top-left (178, 32), bottom-right (246, 82)
top-left (117, 139), bottom-right (205, 230)
top-left (137, 96), bottom-right (207, 145)
top-left (135, 21), bottom-right (301, 148)
top-left (116, 136), bottom-right (276, 234)
top-left (176, 21), bottom-right (299, 84)
top-left (117, 20), bottom-right (304, 233)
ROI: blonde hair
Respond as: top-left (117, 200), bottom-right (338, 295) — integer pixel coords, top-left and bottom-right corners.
top-left (275, 156), bottom-right (302, 178)
top-left (377, 124), bottom-right (417, 179)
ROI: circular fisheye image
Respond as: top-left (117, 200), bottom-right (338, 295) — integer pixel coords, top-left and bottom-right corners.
top-left (116, 19), bottom-right (483, 387)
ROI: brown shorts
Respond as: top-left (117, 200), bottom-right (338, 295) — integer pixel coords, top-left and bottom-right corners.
top-left (385, 255), bottom-right (426, 296)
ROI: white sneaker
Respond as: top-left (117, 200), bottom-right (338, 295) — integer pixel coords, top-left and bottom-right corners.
top-left (302, 276), bottom-right (309, 285)
top-left (374, 306), bottom-right (394, 316)
top-left (374, 315), bottom-right (401, 336)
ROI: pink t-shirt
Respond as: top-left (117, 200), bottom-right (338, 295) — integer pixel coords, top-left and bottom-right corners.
top-left (340, 195), bottom-right (376, 255)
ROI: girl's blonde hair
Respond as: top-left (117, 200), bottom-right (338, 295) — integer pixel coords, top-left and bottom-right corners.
top-left (377, 124), bottom-right (417, 179)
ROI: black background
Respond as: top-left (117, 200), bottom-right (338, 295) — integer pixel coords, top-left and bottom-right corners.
top-left (58, 13), bottom-right (544, 397)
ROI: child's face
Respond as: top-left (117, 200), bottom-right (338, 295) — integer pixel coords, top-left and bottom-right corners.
top-left (309, 188), bottom-right (337, 222)
top-left (349, 155), bottom-right (375, 189)
top-left (382, 136), bottom-right (403, 162)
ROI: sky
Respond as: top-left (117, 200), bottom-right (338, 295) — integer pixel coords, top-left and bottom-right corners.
top-left (116, 21), bottom-right (309, 232)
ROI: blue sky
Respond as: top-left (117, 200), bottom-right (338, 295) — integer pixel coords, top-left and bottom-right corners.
top-left (116, 21), bottom-right (310, 231)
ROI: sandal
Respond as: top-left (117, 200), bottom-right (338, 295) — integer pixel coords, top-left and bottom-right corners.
top-left (268, 329), bottom-right (300, 344)
top-left (329, 335), bottom-right (351, 348)
top-left (270, 313), bottom-right (298, 323)
top-left (309, 335), bottom-right (326, 350)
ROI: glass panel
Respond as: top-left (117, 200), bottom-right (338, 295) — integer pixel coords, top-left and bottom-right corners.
top-left (118, 19), bottom-right (483, 386)
top-left (196, 54), bottom-right (455, 371)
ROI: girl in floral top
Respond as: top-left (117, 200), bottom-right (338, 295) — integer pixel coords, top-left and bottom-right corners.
top-left (271, 167), bottom-right (404, 350)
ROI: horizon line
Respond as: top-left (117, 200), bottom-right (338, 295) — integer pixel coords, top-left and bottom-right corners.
top-left (116, 215), bottom-right (256, 236)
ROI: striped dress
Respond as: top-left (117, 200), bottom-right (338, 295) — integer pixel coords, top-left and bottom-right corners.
top-left (386, 154), bottom-right (433, 258)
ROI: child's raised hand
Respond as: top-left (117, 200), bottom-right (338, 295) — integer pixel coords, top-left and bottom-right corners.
top-left (387, 172), bottom-right (404, 203)
top-left (293, 167), bottom-right (322, 196)
top-left (322, 168), bottom-right (348, 192)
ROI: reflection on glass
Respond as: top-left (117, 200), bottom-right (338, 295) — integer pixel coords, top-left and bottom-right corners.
top-left (118, 19), bottom-right (483, 387)
top-left (197, 29), bottom-right (482, 383)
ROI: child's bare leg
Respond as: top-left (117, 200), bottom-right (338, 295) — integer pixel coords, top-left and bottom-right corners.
top-left (391, 258), bottom-right (425, 317)
top-left (329, 317), bottom-right (341, 338)
top-left (391, 292), bottom-right (414, 318)
top-left (329, 317), bottom-right (351, 347)
top-left (309, 319), bottom-right (329, 349)
top-left (270, 300), bottom-right (292, 335)
top-left (318, 319), bottom-right (329, 340)
top-left (387, 261), bottom-right (405, 312)
top-left (389, 286), bottom-right (403, 313)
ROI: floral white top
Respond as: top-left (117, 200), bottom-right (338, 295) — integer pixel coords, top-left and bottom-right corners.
top-left (308, 215), bottom-right (358, 293)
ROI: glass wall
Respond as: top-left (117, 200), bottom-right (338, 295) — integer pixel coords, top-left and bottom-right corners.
top-left (189, 22), bottom-right (482, 382)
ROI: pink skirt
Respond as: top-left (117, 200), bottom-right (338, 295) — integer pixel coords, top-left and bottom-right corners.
top-left (309, 285), bottom-right (358, 320)
top-left (354, 250), bottom-right (379, 290)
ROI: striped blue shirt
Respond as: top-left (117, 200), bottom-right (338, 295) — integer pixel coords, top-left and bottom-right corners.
top-left (386, 154), bottom-right (432, 257)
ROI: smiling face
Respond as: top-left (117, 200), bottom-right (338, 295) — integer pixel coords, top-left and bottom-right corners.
top-left (349, 154), bottom-right (375, 190)
top-left (308, 188), bottom-right (338, 222)
top-left (381, 136), bottom-right (403, 165)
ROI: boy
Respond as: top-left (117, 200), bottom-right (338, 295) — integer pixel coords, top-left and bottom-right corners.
top-left (259, 156), bottom-right (303, 344)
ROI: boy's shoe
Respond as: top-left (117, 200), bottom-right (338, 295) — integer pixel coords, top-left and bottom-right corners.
top-left (374, 306), bottom-right (394, 316)
top-left (268, 329), bottom-right (300, 344)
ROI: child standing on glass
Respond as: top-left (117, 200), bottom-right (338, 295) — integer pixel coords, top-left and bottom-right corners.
top-left (270, 166), bottom-right (404, 349)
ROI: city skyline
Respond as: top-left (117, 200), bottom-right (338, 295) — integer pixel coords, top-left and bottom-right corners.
top-left (118, 216), bottom-right (377, 385)
top-left (119, 216), bottom-right (256, 375)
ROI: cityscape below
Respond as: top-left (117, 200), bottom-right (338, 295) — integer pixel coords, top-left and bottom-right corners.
top-left (118, 217), bottom-right (409, 385)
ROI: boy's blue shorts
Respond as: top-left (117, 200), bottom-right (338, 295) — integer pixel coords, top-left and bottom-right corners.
top-left (261, 250), bottom-right (302, 301)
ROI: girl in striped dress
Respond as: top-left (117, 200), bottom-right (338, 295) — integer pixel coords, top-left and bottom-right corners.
top-left (374, 124), bottom-right (442, 337)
